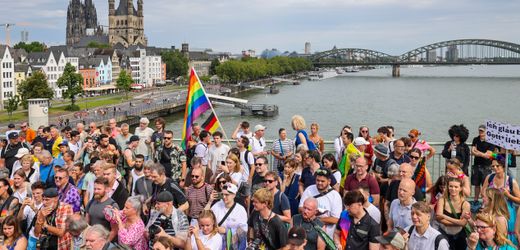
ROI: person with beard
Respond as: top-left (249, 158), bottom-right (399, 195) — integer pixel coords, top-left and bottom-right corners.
top-left (149, 191), bottom-right (189, 249)
top-left (102, 163), bottom-right (129, 209)
top-left (34, 187), bottom-right (73, 250)
top-left (127, 154), bottom-right (145, 194)
top-left (86, 177), bottom-right (119, 242)
top-left (159, 130), bottom-right (186, 181)
top-left (95, 134), bottom-right (119, 161)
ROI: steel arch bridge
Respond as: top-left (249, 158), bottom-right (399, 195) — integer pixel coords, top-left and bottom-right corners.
top-left (311, 39), bottom-right (520, 67)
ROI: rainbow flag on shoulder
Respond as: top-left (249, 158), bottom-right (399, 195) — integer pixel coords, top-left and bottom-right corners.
top-left (181, 68), bottom-right (221, 149)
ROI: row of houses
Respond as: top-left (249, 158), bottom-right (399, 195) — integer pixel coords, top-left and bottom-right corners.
top-left (0, 45), bottom-right (167, 108)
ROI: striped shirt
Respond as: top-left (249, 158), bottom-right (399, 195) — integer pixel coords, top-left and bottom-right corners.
top-left (186, 183), bottom-right (213, 218)
top-left (271, 138), bottom-right (295, 170)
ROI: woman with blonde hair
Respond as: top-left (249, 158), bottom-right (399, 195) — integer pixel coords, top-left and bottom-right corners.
top-left (185, 210), bottom-right (222, 250)
top-left (467, 212), bottom-right (515, 250)
top-left (309, 122), bottom-right (324, 153)
top-left (476, 188), bottom-right (510, 243)
top-left (435, 177), bottom-right (470, 249)
top-left (219, 153), bottom-right (246, 186)
top-left (291, 115), bottom-right (317, 151)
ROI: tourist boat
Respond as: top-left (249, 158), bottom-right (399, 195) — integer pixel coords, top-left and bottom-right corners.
top-left (319, 69), bottom-right (338, 79)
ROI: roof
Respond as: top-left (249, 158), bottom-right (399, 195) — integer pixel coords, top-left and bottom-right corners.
top-left (189, 51), bottom-right (210, 61)
top-left (115, 0), bottom-right (137, 16)
top-left (0, 45), bottom-right (7, 58)
top-left (75, 35), bottom-right (109, 48)
top-left (14, 63), bottom-right (29, 73)
top-left (48, 45), bottom-right (70, 57)
top-left (26, 51), bottom-right (52, 66)
top-left (79, 57), bottom-right (103, 69)
top-left (10, 48), bottom-right (28, 63)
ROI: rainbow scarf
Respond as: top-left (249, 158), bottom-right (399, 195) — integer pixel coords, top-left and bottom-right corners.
top-left (338, 210), bottom-right (352, 249)
top-left (413, 158), bottom-right (426, 196)
top-left (181, 68), bottom-right (220, 149)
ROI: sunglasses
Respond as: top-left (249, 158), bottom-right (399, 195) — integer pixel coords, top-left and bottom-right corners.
top-left (361, 130), bottom-right (368, 133)
top-left (20, 126), bottom-right (27, 128)
top-left (164, 137), bottom-right (172, 140)
top-left (255, 163), bottom-right (264, 166)
top-left (264, 179), bottom-right (275, 184)
top-left (408, 134), bottom-right (415, 138)
top-left (54, 176), bottom-right (65, 180)
top-left (315, 169), bottom-right (329, 175)
top-left (410, 155), bottom-right (420, 160)
top-left (219, 181), bottom-right (227, 185)
top-left (191, 175), bottom-right (200, 179)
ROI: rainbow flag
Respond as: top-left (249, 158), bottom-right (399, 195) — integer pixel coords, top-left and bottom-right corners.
top-left (181, 68), bottom-right (220, 149)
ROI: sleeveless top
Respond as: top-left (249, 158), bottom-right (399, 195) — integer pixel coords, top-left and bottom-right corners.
top-left (295, 130), bottom-right (316, 151)
top-left (441, 198), bottom-right (465, 235)
top-left (6, 237), bottom-right (22, 250)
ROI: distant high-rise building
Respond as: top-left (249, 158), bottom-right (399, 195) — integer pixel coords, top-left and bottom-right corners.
top-left (20, 31), bottom-right (29, 43)
top-left (427, 49), bottom-right (436, 62)
top-left (446, 45), bottom-right (459, 62)
top-left (304, 42), bottom-right (311, 54)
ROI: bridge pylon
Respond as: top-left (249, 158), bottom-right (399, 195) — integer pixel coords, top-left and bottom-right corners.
top-left (392, 64), bottom-right (400, 77)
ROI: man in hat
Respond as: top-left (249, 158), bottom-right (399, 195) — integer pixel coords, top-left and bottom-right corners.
top-left (34, 187), bottom-right (73, 250)
top-left (1, 132), bottom-right (24, 173)
top-left (470, 124), bottom-right (496, 206)
top-left (210, 183), bottom-right (248, 235)
top-left (150, 191), bottom-right (189, 248)
top-left (8, 147), bottom-right (30, 177)
top-left (286, 226), bottom-right (308, 250)
top-left (5, 123), bottom-right (18, 139)
top-left (251, 124), bottom-right (268, 157)
top-left (375, 230), bottom-right (406, 250)
top-left (372, 143), bottom-right (397, 183)
top-left (122, 135), bottom-right (140, 179)
top-left (299, 168), bottom-right (342, 237)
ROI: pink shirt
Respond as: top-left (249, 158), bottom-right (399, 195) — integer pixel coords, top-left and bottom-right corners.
top-left (106, 210), bottom-right (149, 250)
top-left (411, 140), bottom-right (431, 154)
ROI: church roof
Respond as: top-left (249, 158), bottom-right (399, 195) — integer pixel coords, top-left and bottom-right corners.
top-left (115, 0), bottom-right (137, 16)
top-left (75, 35), bottom-right (110, 48)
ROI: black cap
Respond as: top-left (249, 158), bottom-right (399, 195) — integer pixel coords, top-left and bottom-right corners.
top-left (156, 191), bottom-right (174, 202)
top-left (287, 226), bottom-right (306, 246)
top-left (7, 123), bottom-right (15, 129)
top-left (8, 132), bottom-right (19, 140)
top-left (127, 135), bottom-right (140, 144)
top-left (43, 188), bottom-right (59, 198)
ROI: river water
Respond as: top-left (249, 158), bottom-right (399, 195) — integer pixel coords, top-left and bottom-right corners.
top-left (164, 65), bottom-right (520, 142)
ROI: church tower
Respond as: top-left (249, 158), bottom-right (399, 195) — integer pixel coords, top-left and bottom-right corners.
top-left (66, 0), bottom-right (86, 46)
top-left (108, 0), bottom-right (147, 48)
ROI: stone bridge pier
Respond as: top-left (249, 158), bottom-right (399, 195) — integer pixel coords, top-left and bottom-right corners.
top-left (392, 64), bottom-right (400, 77)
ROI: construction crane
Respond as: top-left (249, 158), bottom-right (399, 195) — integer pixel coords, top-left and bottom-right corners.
top-left (0, 23), bottom-right (15, 46)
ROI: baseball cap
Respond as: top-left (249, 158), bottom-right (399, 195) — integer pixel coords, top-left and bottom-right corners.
top-left (15, 148), bottom-right (30, 158)
top-left (375, 230), bottom-right (406, 249)
top-left (478, 125), bottom-right (486, 131)
top-left (224, 183), bottom-right (238, 194)
top-left (43, 188), bottom-right (59, 198)
top-left (287, 226), bottom-right (306, 246)
top-left (7, 123), bottom-right (15, 129)
top-left (353, 137), bottom-right (370, 146)
top-left (156, 191), bottom-right (174, 203)
top-left (7, 132), bottom-right (19, 140)
top-left (59, 141), bottom-right (69, 147)
top-left (254, 124), bottom-right (266, 132)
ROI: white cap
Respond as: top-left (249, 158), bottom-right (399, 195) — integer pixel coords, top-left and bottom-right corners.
top-left (15, 148), bottom-right (30, 158)
top-left (254, 124), bottom-right (266, 132)
top-left (225, 183), bottom-right (238, 194)
top-left (353, 137), bottom-right (370, 146)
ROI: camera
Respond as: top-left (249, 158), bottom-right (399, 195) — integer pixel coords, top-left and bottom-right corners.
top-left (148, 224), bottom-right (162, 241)
top-left (246, 239), bottom-right (262, 250)
top-left (36, 233), bottom-right (51, 250)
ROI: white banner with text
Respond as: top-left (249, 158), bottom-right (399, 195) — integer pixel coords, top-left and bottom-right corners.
top-left (485, 120), bottom-right (520, 151)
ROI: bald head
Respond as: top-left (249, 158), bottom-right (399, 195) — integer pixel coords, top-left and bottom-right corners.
top-left (302, 197), bottom-right (319, 219)
top-left (399, 163), bottom-right (414, 179)
top-left (398, 178), bottom-right (416, 202)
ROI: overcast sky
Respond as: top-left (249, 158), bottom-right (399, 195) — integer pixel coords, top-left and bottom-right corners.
top-left (2, 0), bottom-right (520, 54)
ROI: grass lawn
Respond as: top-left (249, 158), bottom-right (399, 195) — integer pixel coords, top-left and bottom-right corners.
top-left (49, 96), bottom-right (128, 115)
top-left (0, 111), bottom-right (29, 123)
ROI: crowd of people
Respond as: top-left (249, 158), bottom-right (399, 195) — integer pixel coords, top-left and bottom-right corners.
top-left (0, 116), bottom-right (518, 250)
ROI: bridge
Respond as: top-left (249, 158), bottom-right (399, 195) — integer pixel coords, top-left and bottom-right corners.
top-left (310, 39), bottom-right (520, 76)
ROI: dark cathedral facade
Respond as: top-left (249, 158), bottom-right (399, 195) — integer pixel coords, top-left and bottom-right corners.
top-left (66, 0), bottom-right (102, 46)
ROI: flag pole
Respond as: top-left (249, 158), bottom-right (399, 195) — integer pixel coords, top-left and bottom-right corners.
top-left (191, 68), bottom-right (232, 148)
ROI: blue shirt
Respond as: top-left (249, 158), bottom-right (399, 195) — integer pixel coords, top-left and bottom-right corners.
top-left (39, 158), bottom-right (64, 187)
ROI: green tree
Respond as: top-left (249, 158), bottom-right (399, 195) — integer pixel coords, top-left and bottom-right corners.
top-left (13, 41), bottom-right (46, 53)
top-left (5, 95), bottom-right (20, 121)
top-left (116, 70), bottom-right (133, 100)
top-left (209, 59), bottom-right (220, 75)
top-left (161, 51), bottom-right (189, 79)
top-left (57, 63), bottom-right (83, 111)
top-left (18, 71), bottom-right (54, 109)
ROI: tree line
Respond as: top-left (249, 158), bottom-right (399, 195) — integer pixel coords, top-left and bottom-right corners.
top-left (215, 57), bottom-right (312, 83)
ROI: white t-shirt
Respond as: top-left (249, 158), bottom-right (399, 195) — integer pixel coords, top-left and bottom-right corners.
top-left (236, 131), bottom-right (253, 141)
top-left (239, 150), bottom-right (254, 178)
top-left (230, 171), bottom-right (247, 186)
top-left (194, 142), bottom-right (210, 165)
top-left (208, 144), bottom-right (230, 174)
top-left (299, 184), bottom-right (342, 237)
top-left (68, 141), bottom-right (81, 154)
top-left (134, 127), bottom-right (154, 157)
top-left (190, 232), bottom-right (223, 250)
top-left (366, 203), bottom-right (381, 224)
top-left (211, 200), bottom-right (248, 233)
top-left (250, 136), bottom-right (266, 154)
top-left (23, 202), bottom-right (43, 238)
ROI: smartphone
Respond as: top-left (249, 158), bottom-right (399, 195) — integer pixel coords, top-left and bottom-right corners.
top-left (221, 161), bottom-right (226, 166)
top-left (396, 227), bottom-right (406, 234)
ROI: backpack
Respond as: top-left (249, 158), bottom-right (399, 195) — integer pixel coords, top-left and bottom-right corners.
top-left (186, 142), bottom-right (207, 169)
top-left (408, 225), bottom-right (448, 249)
